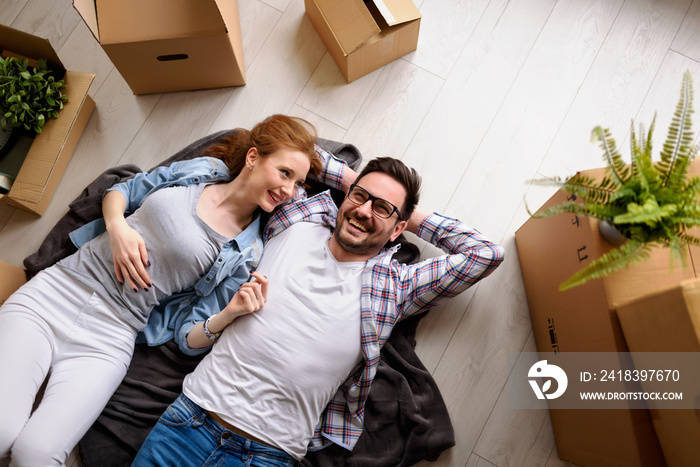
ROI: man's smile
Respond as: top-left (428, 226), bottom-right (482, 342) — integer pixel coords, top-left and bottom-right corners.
top-left (347, 217), bottom-right (369, 233)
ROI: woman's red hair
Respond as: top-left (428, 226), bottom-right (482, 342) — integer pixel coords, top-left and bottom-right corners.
top-left (202, 115), bottom-right (321, 179)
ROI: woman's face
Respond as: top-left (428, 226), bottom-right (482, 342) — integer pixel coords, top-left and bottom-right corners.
top-left (247, 147), bottom-right (311, 212)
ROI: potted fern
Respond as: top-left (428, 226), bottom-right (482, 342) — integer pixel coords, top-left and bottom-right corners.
top-left (531, 71), bottom-right (700, 291)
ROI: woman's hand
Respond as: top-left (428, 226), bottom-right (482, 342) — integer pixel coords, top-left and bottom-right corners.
top-left (221, 272), bottom-right (268, 320)
top-left (103, 190), bottom-right (151, 291)
top-left (108, 219), bottom-right (151, 292)
top-left (185, 272), bottom-right (268, 350)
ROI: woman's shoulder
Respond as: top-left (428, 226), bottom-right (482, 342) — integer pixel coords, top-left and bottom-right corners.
top-left (163, 157), bottom-right (230, 179)
top-left (201, 156), bottom-right (229, 171)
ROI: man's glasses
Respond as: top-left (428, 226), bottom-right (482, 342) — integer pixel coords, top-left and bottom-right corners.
top-left (347, 184), bottom-right (402, 219)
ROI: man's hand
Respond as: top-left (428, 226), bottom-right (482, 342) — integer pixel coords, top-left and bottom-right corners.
top-left (407, 209), bottom-right (429, 234)
top-left (341, 167), bottom-right (358, 194)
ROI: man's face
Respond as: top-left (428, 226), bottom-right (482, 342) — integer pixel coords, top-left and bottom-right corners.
top-left (333, 172), bottom-right (408, 259)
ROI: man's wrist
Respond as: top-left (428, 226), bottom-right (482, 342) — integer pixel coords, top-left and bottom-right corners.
top-left (341, 167), bottom-right (358, 193)
top-left (407, 209), bottom-right (429, 234)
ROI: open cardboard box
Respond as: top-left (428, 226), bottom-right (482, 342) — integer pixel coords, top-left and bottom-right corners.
top-left (73, 0), bottom-right (245, 95)
top-left (616, 280), bottom-right (700, 467)
top-left (513, 161), bottom-right (700, 466)
top-left (305, 0), bottom-right (421, 83)
top-left (0, 25), bottom-right (96, 216)
top-left (516, 187), bottom-right (669, 467)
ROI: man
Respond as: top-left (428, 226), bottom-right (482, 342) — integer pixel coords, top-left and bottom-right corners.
top-left (133, 151), bottom-right (505, 466)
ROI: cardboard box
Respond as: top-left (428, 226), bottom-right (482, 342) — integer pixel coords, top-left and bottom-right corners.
top-left (617, 280), bottom-right (700, 467)
top-left (0, 260), bottom-right (27, 305)
top-left (305, 0), bottom-right (421, 83)
top-left (514, 165), bottom-right (696, 466)
top-left (0, 25), bottom-right (96, 216)
top-left (73, 0), bottom-right (245, 95)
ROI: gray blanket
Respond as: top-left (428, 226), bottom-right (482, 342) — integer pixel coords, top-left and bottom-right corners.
top-left (23, 131), bottom-right (455, 466)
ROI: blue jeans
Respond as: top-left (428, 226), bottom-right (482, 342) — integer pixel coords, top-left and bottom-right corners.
top-left (132, 394), bottom-right (297, 467)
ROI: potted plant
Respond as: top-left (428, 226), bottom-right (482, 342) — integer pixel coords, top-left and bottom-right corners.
top-left (530, 71), bottom-right (700, 291)
top-left (0, 56), bottom-right (68, 192)
top-left (1, 56), bottom-right (68, 134)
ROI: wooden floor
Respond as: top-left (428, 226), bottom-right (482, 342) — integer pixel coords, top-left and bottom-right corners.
top-left (2, 0), bottom-right (699, 466)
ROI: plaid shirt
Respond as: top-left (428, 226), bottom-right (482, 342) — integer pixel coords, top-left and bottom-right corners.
top-left (264, 148), bottom-right (505, 451)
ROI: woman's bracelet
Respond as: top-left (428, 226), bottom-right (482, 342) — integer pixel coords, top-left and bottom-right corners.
top-left (203, 316), bottom-right (222, 342)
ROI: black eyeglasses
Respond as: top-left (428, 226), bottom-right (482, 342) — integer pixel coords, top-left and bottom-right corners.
top-left (346, 184), bottom-right (402, 219)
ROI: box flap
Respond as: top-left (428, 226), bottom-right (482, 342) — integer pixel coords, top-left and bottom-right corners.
top-left (371, 0), bottom-right (421, 27)
top-left (0, 24), bottom-right (64, 70)
top-left (0, 261), bottom-right (27, 303)
top-left (73, 0), bottom-right (100, 40)
top-left (315, 0), bottom-right (380, 55)
top-left (683, 279), bottom-right (700, 340)
top-left (214, 0), bottom-right (245, 75)
top-left (11, 71), bottom-right (95, 205)
top-left (96, 0), bottom-right (227, 44)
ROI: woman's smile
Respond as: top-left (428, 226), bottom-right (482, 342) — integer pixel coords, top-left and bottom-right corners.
top-left (267, 190), bottom-right (283, 205)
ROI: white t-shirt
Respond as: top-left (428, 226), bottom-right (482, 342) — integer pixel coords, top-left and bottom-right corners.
top-left (183, 222), bottom-right (364, 459)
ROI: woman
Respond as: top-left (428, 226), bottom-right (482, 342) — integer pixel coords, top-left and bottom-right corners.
top-left (0, 115), bottom-right (321, 467)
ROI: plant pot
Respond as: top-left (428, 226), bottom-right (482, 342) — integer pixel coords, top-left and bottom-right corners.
top-left (0, 124), bottom-right (35, 194)
top-left (0, 118), bottom-right (19, 159)
top-left (598, 220), bottom-right (627, 247)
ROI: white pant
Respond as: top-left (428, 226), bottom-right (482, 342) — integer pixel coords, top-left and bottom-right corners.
top-left (0, 267), bottom-right (137, 467)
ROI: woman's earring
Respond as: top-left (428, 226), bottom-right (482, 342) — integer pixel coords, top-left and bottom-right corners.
top-left (247, 164), bottom-right (253, 171)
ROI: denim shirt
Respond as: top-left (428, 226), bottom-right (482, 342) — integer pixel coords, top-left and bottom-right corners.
top-left (69, 157), bottom-right (263, 356)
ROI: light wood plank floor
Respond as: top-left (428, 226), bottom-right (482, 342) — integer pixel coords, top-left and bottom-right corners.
top-left (1, 0), bottom-right (698, 466)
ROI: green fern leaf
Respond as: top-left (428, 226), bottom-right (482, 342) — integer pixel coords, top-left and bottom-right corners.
top-left (630, 120), bottom-right (642, 179)
top-left (608, 187), bottom-right (638, 203)
top-left (659, 71), bottom-right (695, 190)
top-left (559, 241), bottom-right (652, 291)
top-left (670, 217), bottom-right (700, 227)
top-left (630, 119), bottom-right (654, 195)
top-left (525, 175), bottom-right (566, 187)
top-left (613, 198), bottom-right (678, 227)
top-left (664, 235), bottom-right (688, 270)
top-left (591, 126), bottom-right (629, 185)
top-left (530, 201), bottom-right (618, 220)
top-left (561, 173), bottom-right (616, 204)
top-left (679, 233), bottom-right (700, 247)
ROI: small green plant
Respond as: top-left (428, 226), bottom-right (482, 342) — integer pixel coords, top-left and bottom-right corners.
top-left (0, 56), bottom-right (68, 134)
top-left (530, 71), bottom-right (700, 290)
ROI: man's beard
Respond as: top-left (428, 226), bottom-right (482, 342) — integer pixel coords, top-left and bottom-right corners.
top-left (333, 214), bottom-right (387, 257)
